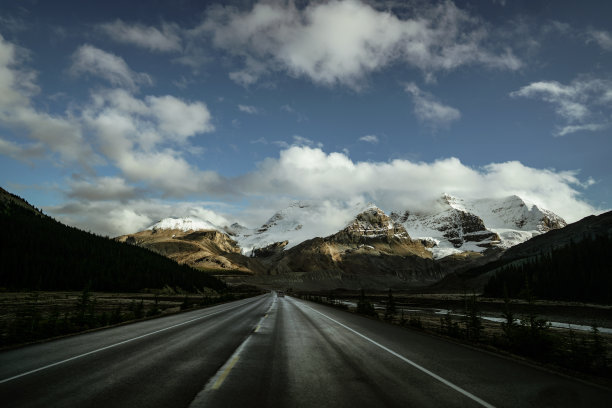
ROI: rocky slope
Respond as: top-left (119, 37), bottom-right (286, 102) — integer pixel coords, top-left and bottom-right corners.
top-left (391, 194), bottom-right (566, 258)
top-left (253, 206), bottom-right (441, 288)
top-left (116, 219), bottom-right (265, 275)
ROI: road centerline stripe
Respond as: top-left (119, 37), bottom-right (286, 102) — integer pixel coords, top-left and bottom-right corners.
top-left (297, 300), bottom-right (495, 408)
top-left (0, 297), bottom-right (262, 384)
top-left (190, 295), bottom-right (276, 405)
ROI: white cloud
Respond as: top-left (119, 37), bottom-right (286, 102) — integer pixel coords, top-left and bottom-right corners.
top-left (404, 82), bottom-right (461, 127)
top-left (67, 176), bottom-right (139, 201)
top-left (199, 0), bottom-right (521, 88)
top-left (238, 104), bottom-right (258, 114)
top-left (82, 88), bottom-right (219, 197)
top-left (71, 45), bottom-right (153, 90)
top-left (511, 77), bottom-right (612, 136)
top-left (556, 123), bottom-right (607, 137)
top-left (49, 144), bottom-right (599, 234)
top-left (235, 146), bottom-right (596, 223)
top-left (0, 138), bottom-right (45, 162)
top-left (99, 19), bottom-right (182, 52)
top-left (0, 35), bottom-right (95, 166)
top-left (359, 134), bottom-right (379, 144)
top-left (588, 29), bottom-right (612, 51)
top-left (147, 95), bottom-right (214, 139)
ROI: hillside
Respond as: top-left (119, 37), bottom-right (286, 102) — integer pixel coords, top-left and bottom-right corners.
top-left (116, 226), bottom-right (265, 275)
top-left (432, 210), bottom-right (612, 302)
top-left (0, 188), bottom-right (226, 292)
top-left (252, 207), bottom-right (441, 289)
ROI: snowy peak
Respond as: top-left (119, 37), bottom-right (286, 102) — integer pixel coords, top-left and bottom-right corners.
top-left (234, 201), bottom-right (346, 255)
top-left (468, 195), bottom-right (566, 232)
top-left (147, 217), bottom-right (221, 233)
top-left (256, 201), bottom-right (310, 234)
top-left (392, 194), bottom-right (566, 258)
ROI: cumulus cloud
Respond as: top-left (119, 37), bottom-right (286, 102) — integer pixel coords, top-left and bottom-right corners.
top-left (82, 88), bottom-right (220, 196)
top-left (0, 35), bottom-right (95, 166)
top-left (98, 19), bottom-right (182, 52)
top-left (238, 104), bottom-right (258, 114)
top-left (198, 0), bottom-right (521, 88)
top-left (50, 145), bottom-right (598, 234)
top-left (404, 82), bottom-right (461, 127)
top-left (234, 146), bottom-right (595, 223)
top-left (71, 45), bottom-right (153, 90)
top-left (359, 134), bottom-right (379, 143)
top-left (510, 76), bottom-right (612, 136)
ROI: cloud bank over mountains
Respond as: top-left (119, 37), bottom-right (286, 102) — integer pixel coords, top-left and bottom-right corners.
top-left (51, 144), bottom-right (597, 237)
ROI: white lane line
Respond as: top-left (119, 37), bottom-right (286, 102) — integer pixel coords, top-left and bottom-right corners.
top-left (0, 297), bottom-right (263, 385)
top-left (297, 300), bottom-right (495, 408)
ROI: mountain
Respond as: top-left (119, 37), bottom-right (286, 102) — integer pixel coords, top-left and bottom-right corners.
top-left (232, 201), bottom-right (364, 255)
top-left (116, 218), bottom-right (265, 275)
top-left (0, 187), bottom-right (226, 292)
top-left (391, 194), bottom-right (566, 259)
top-left (110, 194), bottom-right (569, 290)
top-left (250, 206), bottom-right (440, 289)
top-left (431, 210), bottom-right (612, 300)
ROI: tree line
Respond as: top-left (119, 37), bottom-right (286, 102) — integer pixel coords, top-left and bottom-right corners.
top-left (0, 199), bottom-right (226, 293)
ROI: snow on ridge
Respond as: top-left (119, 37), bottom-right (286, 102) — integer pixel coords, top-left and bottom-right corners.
top-left (234, 201), bottom-right (383, 255)
top-left (393, 194), bottom-right (566, 259)
top-left (148, 217), bottom-right (221, 232)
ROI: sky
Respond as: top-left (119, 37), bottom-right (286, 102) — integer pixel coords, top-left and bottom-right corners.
top-left (0, 0), bottom-right (611, 237)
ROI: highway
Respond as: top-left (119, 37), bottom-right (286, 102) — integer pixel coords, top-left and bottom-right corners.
top-left (1, 293), bottom-right (610, 407)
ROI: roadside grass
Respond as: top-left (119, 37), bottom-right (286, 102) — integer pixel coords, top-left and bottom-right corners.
top-left (0, 286), bottom-right (264, 349)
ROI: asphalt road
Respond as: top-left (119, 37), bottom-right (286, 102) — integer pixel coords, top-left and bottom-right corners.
top-left (1, 293), bottom-right (610, 407)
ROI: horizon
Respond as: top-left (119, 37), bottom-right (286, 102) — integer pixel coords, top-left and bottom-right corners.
top-left (1, 0), bottom-right (611, 237)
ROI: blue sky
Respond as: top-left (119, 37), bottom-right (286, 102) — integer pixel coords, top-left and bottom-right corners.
top-left (0, 0), bottom-right (610, 236)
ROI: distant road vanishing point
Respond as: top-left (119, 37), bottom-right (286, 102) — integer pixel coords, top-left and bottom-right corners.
top-left (1, 293), bottom-right (610, 407)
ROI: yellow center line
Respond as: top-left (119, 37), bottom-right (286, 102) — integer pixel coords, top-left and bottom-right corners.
top-left (211, 355), bottom-right (241, 390)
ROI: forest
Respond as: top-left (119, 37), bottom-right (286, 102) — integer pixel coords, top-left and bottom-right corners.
top-left (0, 194), bottom-right (226, 293)
top-left (483, 234), bottom-right (612, 303)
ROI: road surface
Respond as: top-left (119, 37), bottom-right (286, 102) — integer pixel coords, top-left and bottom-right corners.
top-left (1, 293), bottom-right (610, 407)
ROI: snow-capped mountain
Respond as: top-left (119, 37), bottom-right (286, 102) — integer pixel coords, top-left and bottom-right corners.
top-left (391, 194), bottom-right (566, 258)
top-left (145, 194), bottom-right (566, 260)
top-left (233, 201), bottom-right (376, 255)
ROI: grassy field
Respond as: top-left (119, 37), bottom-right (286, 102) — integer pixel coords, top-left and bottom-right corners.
top-left (0, 287), bottom-right (263, 349)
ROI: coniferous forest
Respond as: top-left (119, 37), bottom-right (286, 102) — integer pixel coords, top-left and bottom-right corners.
top-left (483, 234), bottom-right (612, 303)
top-left (0, 195), bottom-right (226, 293)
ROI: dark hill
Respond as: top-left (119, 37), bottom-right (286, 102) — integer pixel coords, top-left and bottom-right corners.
top-left (0, 187), bottom-right (226, 292)
top-left (433, 211), bottom-right (612, 303)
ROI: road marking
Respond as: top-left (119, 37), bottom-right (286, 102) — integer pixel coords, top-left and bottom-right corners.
top-left (212, 354), bottom-right (241, 390)
top-left (0, 297), bottom-right (263, 385)
top-left (298, 300), bottom-right (496, 408)
top-left (192, 296), bottom-right (276, 401)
